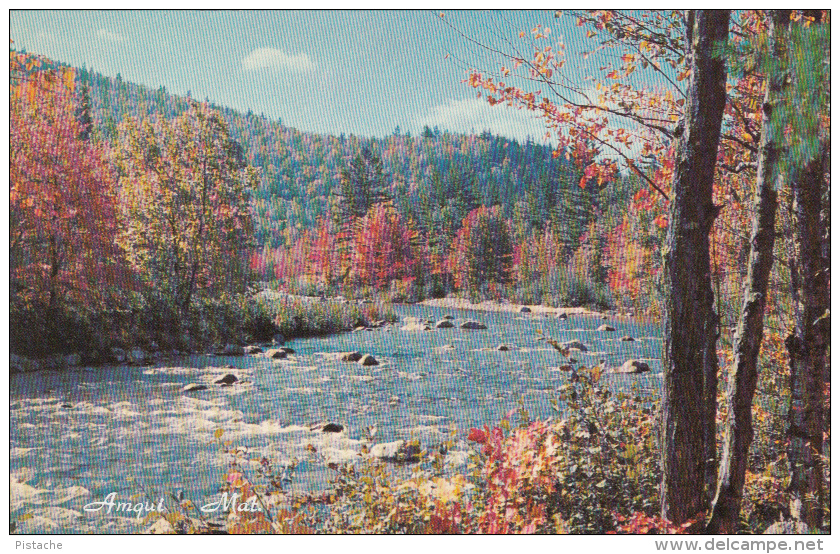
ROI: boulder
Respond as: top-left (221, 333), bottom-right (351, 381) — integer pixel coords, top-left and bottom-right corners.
top-left (223, 344), bottom-right (245, 356)
top-left (601, 315), bottom-right (610, 320)
top-left (460, 320), bottom-right (487, 330)
top-left (280, 347), bottom-right (296, 354)
top-left (369, 439), bottom-right (422, 463)
top-left (181, 383), bottom-right (208, 393)
top-left (597, 324), bottom-right (616, 332)
top-left (556, 312), bottom-right (568, 320)
top-left (435, 319), bottom-right (455, 329)
top-left (519, 306), bottom-right (531, 313)
top-left (322, 423), bottom-right (344, 433)
top-left (401, 322), bottom-right (431, 331)
top-left (442, 315), bottom-right (454, 320)
top-left (562, 340), bottom-right (588, 352)
top-left (617, 360), bottom-right (651, 374)
top-left (265, 349), bottom-right (287, 359)
top-left (497, 344), bottom-right (510, 351)
top-left (340, 351), bottom-right (362, 362)
top-left (359, 354), bottom-right (379, 366)
top-left (243, 345), bottom-right (263, 354)
top-left (619, 336), bottom-right (636, 342)
top-left (214, 374), bottom-right (238, 386)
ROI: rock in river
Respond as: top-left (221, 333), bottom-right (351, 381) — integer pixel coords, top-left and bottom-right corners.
top-left (519, 306), bottom-right (531, 313)
top-left (322, 423), bottom-right (344, 433)
top-left (562, 340), bottom-right (588, 352)
top-left (265, 349), bottom-right (287, 359)
top-left (401, 322), bottom-right (431, 331)
top-left (434, 319), bottom-right (455, 329)
top-left (460, 320), bottom-right (487, 330)
top-left (597, 324), bottom-right (616, 332)
top-left (359, 354), bottom-right (379, 366)
top-left (617, 359), bottom-right (651, 374)
top-left (340, 351), bottom-right (362, 362)
top-left (182, 383), bottom-right (208, 393)
top-left (619, 336), bottom-right (636, 342)
top-left (497, 344), bottom-right (511, 351)
top-left (243, 345), bottom-right (263, 354)
top-left (214, 374), bottom-right (238, 386)
top-left (369, 439), bottom-right (422, 463)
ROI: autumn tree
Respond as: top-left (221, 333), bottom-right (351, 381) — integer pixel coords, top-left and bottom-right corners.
top-left (352, 203), bottom-right (419, 289)
top-left (10, 52), bottom-right (124, 354)
top-left (707, 9), bottom-right (789, 533)
top-left (660, 10), bottom-right (730, 526)
top-left (449, 205), bottom-right (513, 294)
top-left (780, 10), bottom-right (830, 529)
top-left (113, 104), bottom-right (257, 337)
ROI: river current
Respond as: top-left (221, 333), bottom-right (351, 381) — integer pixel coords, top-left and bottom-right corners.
top-left (10, 303), bottom-right (663, 533)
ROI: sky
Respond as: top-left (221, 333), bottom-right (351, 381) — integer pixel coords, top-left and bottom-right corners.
top-left (9, 10), bottom-right (643, 144)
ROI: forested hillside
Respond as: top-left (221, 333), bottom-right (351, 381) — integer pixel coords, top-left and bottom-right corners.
top-left (74, 64), bottom-right (659, 307)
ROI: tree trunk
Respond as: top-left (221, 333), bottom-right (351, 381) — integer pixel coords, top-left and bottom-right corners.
top-left (785, 141), bottom-right (829, 530)
top-left (661, 9), bottom-right (730, 526)
top-left (706, 11), bottom-right (790, 533)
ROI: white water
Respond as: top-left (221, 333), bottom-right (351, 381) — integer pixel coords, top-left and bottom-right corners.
top-left (10, 304), bottom-right (663, 533)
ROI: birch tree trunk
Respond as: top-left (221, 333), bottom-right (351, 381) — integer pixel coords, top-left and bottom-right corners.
top-left (785, 142), bottom-right (829, 530)
top-left (706, 10), bottom-right (790, 534)
top-left (661, 9), bottom-right (730, 526)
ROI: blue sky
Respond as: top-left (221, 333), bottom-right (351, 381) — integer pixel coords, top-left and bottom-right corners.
top-left (10, 10), bottom-right (639, 143)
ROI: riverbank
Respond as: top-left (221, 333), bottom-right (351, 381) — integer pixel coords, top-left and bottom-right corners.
top-left (418, 297), bottom-right (616, 318)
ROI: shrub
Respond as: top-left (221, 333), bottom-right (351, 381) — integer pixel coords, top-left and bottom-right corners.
top-left (276, 362), bottom-right (662, 534)
top-left (271, 298), bottom-right (396, 338)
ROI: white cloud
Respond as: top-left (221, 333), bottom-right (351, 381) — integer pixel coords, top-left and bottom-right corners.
top-left (413, 97), bottom-right (555, 146)
top-left (241, 48), bottom-right (315, 73)
top-left (97, 28), bottom-right (126, 43)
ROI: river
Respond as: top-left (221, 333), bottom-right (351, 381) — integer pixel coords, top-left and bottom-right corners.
top-left (10, 303), bottom-right (663, 533)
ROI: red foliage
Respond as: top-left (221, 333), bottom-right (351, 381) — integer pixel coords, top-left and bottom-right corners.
top-left (352, 203), bottom-right (419, 289)
top-left (10, 64), bottom-right (128, 311)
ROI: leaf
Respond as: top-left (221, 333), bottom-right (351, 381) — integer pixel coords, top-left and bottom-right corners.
top-left (214, 428), bottom-right (224, 438)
